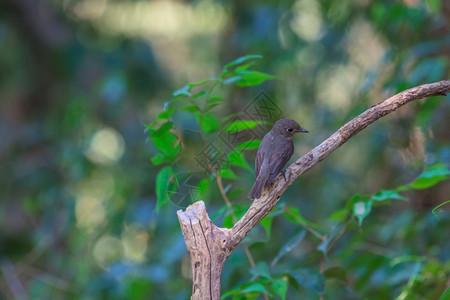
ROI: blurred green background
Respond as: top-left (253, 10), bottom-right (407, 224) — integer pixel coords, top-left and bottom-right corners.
top-left (0, 0), bottom-right (449, 299)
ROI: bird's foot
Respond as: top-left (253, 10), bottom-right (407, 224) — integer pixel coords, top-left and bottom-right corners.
top-left (281, 169), bottom-right (287, 181)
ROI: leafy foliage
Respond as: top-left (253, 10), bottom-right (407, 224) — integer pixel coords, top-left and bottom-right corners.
top-left (1, 0), bottom-right (449, 299)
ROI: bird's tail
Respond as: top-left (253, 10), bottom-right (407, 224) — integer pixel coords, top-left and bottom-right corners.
top-left (248, 169), bottom-right (270, 200)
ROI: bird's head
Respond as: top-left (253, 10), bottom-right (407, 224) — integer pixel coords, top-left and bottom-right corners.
top-left (273, 119), bottom-right (308, 138)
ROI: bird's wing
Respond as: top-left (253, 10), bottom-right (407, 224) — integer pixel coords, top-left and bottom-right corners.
top-left (254, 148), bottom-right (263, 178)
top-left (265, 139), bottom-right (294, 187)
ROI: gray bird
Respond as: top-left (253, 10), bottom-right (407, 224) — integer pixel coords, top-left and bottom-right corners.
top-left (248, 119), bottom-right (308, 200)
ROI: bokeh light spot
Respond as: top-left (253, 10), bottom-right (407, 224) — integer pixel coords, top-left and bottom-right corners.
top-left (122, 225), bottom-right (149, 263)
top-left (75, 196), bottom-right (105, 229)
top-left (85, 127), bottom-right (125, 165)
top-left (93, 235), bottom-right (124, 269)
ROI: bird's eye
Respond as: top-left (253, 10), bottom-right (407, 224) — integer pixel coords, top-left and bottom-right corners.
top-left (287, 128), bottom-right (293, 132)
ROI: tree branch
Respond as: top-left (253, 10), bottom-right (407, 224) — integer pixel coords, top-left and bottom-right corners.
top-left (177, 80), bottom-right (450, 299)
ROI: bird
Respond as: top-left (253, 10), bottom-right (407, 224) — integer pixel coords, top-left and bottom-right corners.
top-left (248, 119), bottom-right (308, 200)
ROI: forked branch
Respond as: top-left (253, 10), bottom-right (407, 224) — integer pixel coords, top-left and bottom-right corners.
top-left (177, 80), bottom-right (450, 300)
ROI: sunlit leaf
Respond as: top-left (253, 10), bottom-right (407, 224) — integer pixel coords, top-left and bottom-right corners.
top-left (152, 131), bottom-right (180, 156)
top-left (149, 121), bottom-right (173, 136)
top-left (208, 96), bottom-right (226, 103)
top-left (157, 107), bottom-right (174, 119)
top-left (353, 200), bottom-right (372, 226)
top-left (225, 120), bottom-right (267, 132)
top-left (409, 165), bottom-right (450, 189)
top-left (181, 105), bottom-right (200, 113)
top-left (235, 71), bottom-right (276, 87)
top-left (271, 230), bottom-right (306, 267)
top-left (220, 168), bottom-right (237, 180)
top-left (290, 268), bottom-right (325, 295)
top-left (156, 166), bottom-right (175, 211)
top-left (227, 150), bottom-right (251, 171)
top-left (198, 113), bottom-right (220, 133)
top-left (151, 153), bottom-right (165, 165)
top-left (236, 139), bottom-right (261, 151)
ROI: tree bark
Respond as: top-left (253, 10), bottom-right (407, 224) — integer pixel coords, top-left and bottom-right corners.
top-left (177, 80), bottom-right (450, 300)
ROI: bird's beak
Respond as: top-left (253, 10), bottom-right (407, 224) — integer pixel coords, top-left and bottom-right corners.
top-left (299, 128), bottom-right (309, 133)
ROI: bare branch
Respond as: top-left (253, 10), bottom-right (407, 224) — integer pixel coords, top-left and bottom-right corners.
top-left (178, 80), bottom-right (450, 299)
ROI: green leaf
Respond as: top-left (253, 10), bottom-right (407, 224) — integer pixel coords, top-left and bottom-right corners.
top-left (345, 194), bottom-right (371, 210)
top-left (198, 113), bottom-right (219, 133)
top-left (181, 105), bottom-right (200, 113)
top-left (224, 54), bottom-right (263, 69)
top-left (156, 167), bottom-right (175, 211)
top-left (173, 84), bottom-right (191, 97)
top-left (259, 216), bottom-right (273, 240)
top-left (372, 190), bottom-right (408, 201)
top-left (353, 200), bottom-right (372, 226)
top-left (223, 76), bottom-right (242, 85)
top-left (236, 139), bottom-right (261, 151)
top-left (204, 102), bottom-right (221, 112)
top-left (228, 188), bottom-right (244, 199)
top-left (151, 131), bottom-right (180, 156)
top-left (223, 205), bottom-right (248, 228)
top-left (241, 281), bottom-right (271, 296)
top-left (250, 262), bottom-right (272, 280)
top-left (189, 78), bottom-right (215, 87)
top-left (208, 96), bottom-right (226, 103)
top-left (235, 70), bottom-right (276, 87)
top-left (193, 91), bottom-right (206, 99)
top-left (173, 78), bottom-right (215, 97)
top-left (225, 120), bottom-right (267, 132)
top-left (151, 153), bottom-right (165, 165)
top-left (149, 121), bottom-right (173, 136)
top-left (439, 287), bottom-right (450, 300)
top-left (290, 268), bottom-right (325, 295)
top-left (220, 168), bottom-right (237, 180)
top-left (317, 223), bottom-right (345, 256)
top-left (409, 165), bottom-right (450, 189)
top-left (329, 208), bottom-right (349, 222)
top-left (272, 277), bottom-right (288, 300)
top-left (197, 178), bottom-right (211, 199)
top-left (323, 266), bottom-right (347, 282)
top-left (235, 63), bottom-right (254, 72)
top-left (283, 206), bottom-right (321, 231)
top-left (271, 230), bottom-right (306, 267)
top-left (157, 107), bottom-right (174, 119)
top-left (227, 150), bottom-right (251, 171)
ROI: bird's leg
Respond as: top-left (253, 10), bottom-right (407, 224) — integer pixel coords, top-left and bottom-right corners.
top-left (281, 169), bottom-right (287, 181)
